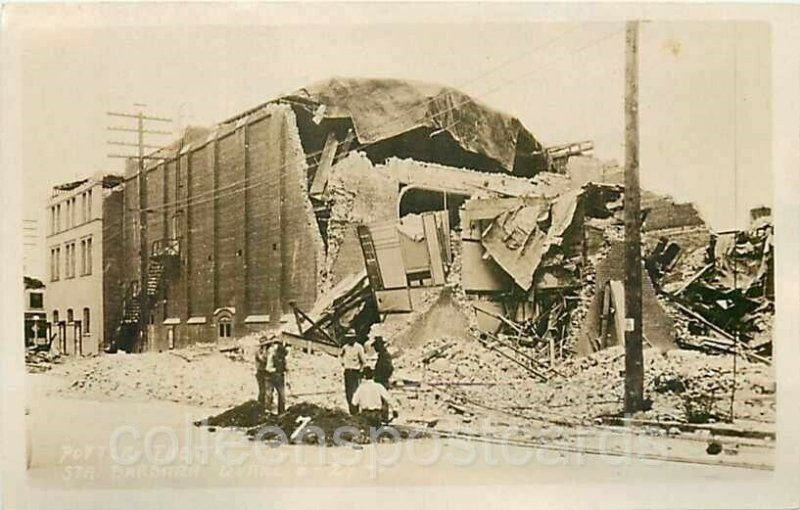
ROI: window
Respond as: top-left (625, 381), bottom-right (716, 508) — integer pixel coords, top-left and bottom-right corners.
top-left (87, 189), bottom-right (93, 220)
top-left (171, 212), bottom-right (183, 238)
top-left (55, 247), bottom-right (61, 280)
top-left (52, 310), bottom-right (59, 324)
top-left (29, 292), bottom-right (43, 309)
top-left (81, 193), bottom-right (86, 224)
top-left (72, 197), bottom-right (77, 226)
top-left (218, 319), bottom-right (232, 338)
top-left (50, 249), bottom-right (57, 281)
top-left (50, 207), bottom-right (55, 235)
top-left (56, 204), bottom-right (61, 232)
top-left (65, 242), bottom-right (76, 278)
top-left (85, 237), bottom-right (93, 275)
top-left (83, 308), bottom-right (90, 334)
top-left (80, 240), bottom-right (86, 275)
top-left (132, 218), bottom-right (140, 248)
top-left (67, 309), bottom-right (74, 323)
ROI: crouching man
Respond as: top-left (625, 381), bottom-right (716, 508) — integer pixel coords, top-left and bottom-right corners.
top-left (351, 366), bottom-right (398, 428)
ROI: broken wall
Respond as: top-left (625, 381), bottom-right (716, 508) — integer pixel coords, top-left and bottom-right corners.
top-left (323, 153), bottom-right (550, 289)
top-left (576, 241), bottom-right (676, 356)
top-left (324, 152), bottom-right (400, 288)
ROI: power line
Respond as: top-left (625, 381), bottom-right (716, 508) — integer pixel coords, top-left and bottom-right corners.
top-left (95, 25), bottom-right (624, 249)
top-left (106, 107), bottom-right (173, 353)
top-left (117, 25), bottom-right (596, 215)
top-left (128, 26), bottom-right (624, 217)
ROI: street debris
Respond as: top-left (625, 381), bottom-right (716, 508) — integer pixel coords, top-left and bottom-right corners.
top-left (25, 348), bottom-right (63, 373)
top-left (196, 401), bottom-right (415, 446)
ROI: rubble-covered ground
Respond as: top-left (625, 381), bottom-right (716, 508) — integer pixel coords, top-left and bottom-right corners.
top-left (392, 337), bottom-right (775, 430)
top-left (47, 341), bottom-right (344, 411)
top-left (46, 309), bottom-right (774, 437)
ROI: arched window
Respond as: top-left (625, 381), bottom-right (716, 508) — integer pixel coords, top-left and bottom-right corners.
top-left (83, 308), bottom-right (90, 334)
top-left (67, 309), bottom-right (74, 323)
top-left (52, 310), bottom-right (59, 324)
top-left (218, 317), bottom-right (232, 338)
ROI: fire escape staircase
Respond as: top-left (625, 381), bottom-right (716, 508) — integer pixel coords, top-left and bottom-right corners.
top-left (121, 238), bottom-right (181, 326)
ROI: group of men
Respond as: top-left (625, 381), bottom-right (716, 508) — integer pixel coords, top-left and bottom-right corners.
top-left (254, 329), bottom-right (396, 426)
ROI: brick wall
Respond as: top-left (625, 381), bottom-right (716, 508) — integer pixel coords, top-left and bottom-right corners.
top-left (110, 105), bottom-right (323, 349)
top-left (215, 130), bottom-right (247, 316)
top-left (576, 241), bottom-right (676, 356)
top-left (102, 189), bottom-right (124, 350)
top-left (187, 145), bottom-right (215, 318)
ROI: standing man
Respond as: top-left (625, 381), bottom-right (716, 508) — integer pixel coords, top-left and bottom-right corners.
top-left (351, 366), bottom-right (398, 427)
top-left (372, 336), bottom-right (394, 389)
top-left (255, 333), bottom-right (288, 414)
top-left (255, 334), bottom-right (271, 407)
top-left (340, 329), bottom-right (365, 414)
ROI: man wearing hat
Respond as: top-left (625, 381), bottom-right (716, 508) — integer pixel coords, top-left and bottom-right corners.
top-left (255, 332), bottom-right (288, 413)
top-left (339, 328), bottom-right (365, 414)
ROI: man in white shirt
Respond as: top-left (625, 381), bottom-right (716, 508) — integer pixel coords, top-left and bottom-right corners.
top-left (351, 366), bottom-right (397, 427)
top-left (340, 330), bottom-right (365, 414)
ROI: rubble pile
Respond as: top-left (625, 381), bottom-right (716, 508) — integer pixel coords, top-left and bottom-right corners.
top-left (50, 344), bottom-right (343, 410)
top-left (392, 338), bottom-right (774, 428)
top-left (377, 287), bottom-right (472, 352)
top-left (650, 214), bottom-right (775, 359)
top-left (201, 400), bottom-right (271, 428)
top-left (25, 348), bottom-right (63, 373)
top-left (198, 401), bottom-right (414, 445)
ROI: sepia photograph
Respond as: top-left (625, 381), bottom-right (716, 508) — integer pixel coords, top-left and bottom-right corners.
top-left (1, 3), bottom-right (799, 509)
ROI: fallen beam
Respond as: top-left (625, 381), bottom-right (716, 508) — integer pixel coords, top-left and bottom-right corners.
top-left (599, 416), bottom-right (775, 441)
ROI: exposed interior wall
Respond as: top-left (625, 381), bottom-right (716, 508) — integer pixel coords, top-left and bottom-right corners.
top-left (324, 152), bottom-right (400, 289)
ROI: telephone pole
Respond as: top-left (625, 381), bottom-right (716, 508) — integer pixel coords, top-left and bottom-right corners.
top-left (623, 20), bottom-right (644, 414)
top-left (107, 106), bottom-right (172, 352)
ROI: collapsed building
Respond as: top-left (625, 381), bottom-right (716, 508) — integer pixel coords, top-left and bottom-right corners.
top-left (104, 77), bottom-right (568, 351)
top-left (103, 77), bottom-right (773, 370)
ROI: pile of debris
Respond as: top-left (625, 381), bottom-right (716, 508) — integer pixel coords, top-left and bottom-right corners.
top-left (650, 212), bottom-right (774, 360)
top-left (25, 347), bottom-right (62, 373)
top-left (393, 338), bottom-right (774, 428)
top-left (49, 344), bottom-right (344, 410)
top-left (198, 401), bottom-right (414, 446)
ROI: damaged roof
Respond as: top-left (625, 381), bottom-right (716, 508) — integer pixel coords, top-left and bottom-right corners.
top-left (283, 77), bottom-right (547, 175)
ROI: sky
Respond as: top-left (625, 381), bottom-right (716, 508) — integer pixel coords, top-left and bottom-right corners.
top-left (13, 6), bottom-right (772, 278)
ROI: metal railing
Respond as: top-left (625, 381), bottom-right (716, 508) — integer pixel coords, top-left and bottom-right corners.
top-left (151, 237), bottom-right (181, 258)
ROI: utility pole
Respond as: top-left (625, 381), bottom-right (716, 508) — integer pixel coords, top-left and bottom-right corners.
top-left (623, 20), bottom-right (644, 415)
top-left (107, 106), bottom-right (172, 352)
top-left (729, 25), bottom-right (739, 423)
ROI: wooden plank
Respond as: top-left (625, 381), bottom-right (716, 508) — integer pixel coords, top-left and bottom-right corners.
top-left (310, 132), bottom-right (338, 196)
top-left (670, 263), bottom-right (713, 296)
top-left (288, 303), bottom-right (338, 345)
top-left (672, 301), bottom-right (735, 341)
top-left (436, 210), bottom-right (452, 264)
top-left (369, 222), bottom-right (408, 289)
top-left (356, 225), bottom-right (384, 290)
top-left (422, 213), bottom-right (446, 285)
